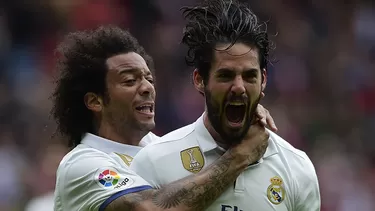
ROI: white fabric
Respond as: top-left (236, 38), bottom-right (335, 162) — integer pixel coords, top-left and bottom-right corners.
top-left (131, 114), bottom-right (320, 211)
top-left (54, 132), bottom-right (159, 211)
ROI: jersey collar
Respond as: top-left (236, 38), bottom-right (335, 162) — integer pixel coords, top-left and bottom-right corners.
top-left (81, 133), bottom-right (143, 156)
top-left (194, 112), bottom-right (278, 159)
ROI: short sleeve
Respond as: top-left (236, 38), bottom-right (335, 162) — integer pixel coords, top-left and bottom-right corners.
top-left (54, 150), bottom-right (152, 211)
top-left (130, 147), bottom-right (161, 189)
top-left (294, 153), bottom-right (321, 211)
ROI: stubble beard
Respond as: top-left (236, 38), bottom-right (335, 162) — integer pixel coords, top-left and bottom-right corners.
top-left (205, 90), bottom-right (262, 146)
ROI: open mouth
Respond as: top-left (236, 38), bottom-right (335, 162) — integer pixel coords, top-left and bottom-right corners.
top-left (135, 103), bottom-right (154, 114)
top-left (225, 102), bottom-right (246, 125)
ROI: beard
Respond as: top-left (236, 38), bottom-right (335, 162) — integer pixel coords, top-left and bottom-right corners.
top-left (103, 102), bottom-right (152, 139)
top-left (205, 89), bottom-right (262, 145)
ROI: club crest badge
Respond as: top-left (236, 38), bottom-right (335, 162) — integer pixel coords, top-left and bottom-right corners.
top-left (267, 176), bottom-right (286, 205)
top-left (180, 146), bottom-right (205, 173)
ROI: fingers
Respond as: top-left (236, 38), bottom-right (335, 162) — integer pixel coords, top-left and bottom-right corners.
top-left (255, 104), bottom-right (267, 126)
top-left (265, 110), bottom-right (277, 132)
top-left (255, 104), bottom-right (278, 132)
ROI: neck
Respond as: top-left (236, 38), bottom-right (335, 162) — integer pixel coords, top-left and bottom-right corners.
top-left (203, 112), bottom-right (230, 149)
top-left (96, 122), bottom-right (145, 146)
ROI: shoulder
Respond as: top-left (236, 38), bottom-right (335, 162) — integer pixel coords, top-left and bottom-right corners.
top-left (269, 130), bottom-right (318, 182)
top-left (55, 144), bottom-right (152, 211)
top-left (57, 144), bottom-right (113, 176)
top-left (55, 144), bottom-right (138, 193)
top-left (142, 122), bottom-right (196, 151)
top-left (134, 123), bottom-right (197, 161)
top-left (270, 130), bottom-right (312, 163)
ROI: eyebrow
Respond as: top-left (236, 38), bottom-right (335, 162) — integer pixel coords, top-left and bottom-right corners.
top-left (243, 68), bottom-right (259, 74)
top-left (118, 68), bottom-right (152, 76)
top-left (216, 68), bottom-right (259, 73)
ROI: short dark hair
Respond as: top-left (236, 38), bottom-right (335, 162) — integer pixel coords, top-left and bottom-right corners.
top-left (50, 25), bottom-right (154, 147)
top-left (181, 0), bottom-right (270, 82)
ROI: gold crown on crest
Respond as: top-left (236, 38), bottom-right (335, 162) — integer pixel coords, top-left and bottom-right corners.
top-left (270, 176), bottom-right (283, 185)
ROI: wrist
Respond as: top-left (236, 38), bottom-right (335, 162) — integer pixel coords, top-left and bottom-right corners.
top-left (224, 148), bottom-right (252, 169)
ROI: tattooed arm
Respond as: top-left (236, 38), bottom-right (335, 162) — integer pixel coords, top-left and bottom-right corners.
top-left (105, 123), bottom-right (269, 211)
top-left (106, 149), bottom-right (251, 211)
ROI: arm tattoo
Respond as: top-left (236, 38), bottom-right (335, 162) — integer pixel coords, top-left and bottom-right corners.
top-left (105, 189), bottom-right (154, 211)
top-left (106, 150), bottom-right (244, 211)
top-left (152, 150), bottom-right (238, 210)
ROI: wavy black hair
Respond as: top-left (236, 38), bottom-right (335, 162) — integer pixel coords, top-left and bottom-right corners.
top-left (181, 0), bottom-right (270, 82)
top-left (50, 25), bottom-right (154, 147)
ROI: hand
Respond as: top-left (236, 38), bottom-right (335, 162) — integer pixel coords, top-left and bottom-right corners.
top-left (230, 122), bottom-right (269, 166)
top-left (254, 104), bottom-right (278, 132)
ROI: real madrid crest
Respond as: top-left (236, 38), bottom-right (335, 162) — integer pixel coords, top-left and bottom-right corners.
top-left (180, 146), bottom-right (205, 173)
top-left (267, 176), bottom-right (286, 205)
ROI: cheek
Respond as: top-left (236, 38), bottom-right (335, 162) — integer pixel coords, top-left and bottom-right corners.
top-left (206, 88), bottom-right (228, 113)
top-left (207, 83), bottom-right (227, 98)
top-left (109, 88), bottom-right (135, 109)
top-left (247, 83), bottom-right (262, 95)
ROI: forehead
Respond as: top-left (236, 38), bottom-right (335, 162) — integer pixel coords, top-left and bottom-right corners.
top-left (212, 43), bottom-right (260, 70)
top-left (106, 52), bottom-right (150, 74)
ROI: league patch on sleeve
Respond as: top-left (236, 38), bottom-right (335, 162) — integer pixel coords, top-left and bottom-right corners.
top-left (94, 167), bottom-right (134, 189)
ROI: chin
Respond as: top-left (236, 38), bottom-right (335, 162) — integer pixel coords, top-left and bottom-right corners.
top-left (221, 128), bottom-right (246, 144)
top-left (221, 116), bottom-right (253, 144)
top-left (140, 121), bottom-right (155, 131)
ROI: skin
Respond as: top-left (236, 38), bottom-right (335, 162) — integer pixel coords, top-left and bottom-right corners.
top-left (193, 42), bottom-right (267, 148)
top-left (84, 52), bottom-right (156, 146)
top-left (81, 51), bottom-right (272, 211)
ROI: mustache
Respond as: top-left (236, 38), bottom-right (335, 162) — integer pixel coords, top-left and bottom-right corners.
top-left (139, 96), bottom-right (155, 101)
top-left (226, 93), bottom-right (249, 103)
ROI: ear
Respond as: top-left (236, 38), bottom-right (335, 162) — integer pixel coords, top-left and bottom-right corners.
top-left (84, 92), bottom-right (103, 113)
top-left (193, 69), bottom-right (205, 95)
top-left (261, 68), bottom-right (267, 92)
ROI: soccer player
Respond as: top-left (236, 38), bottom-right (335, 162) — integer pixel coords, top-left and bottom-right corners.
top-left (130, 0), bottom-right (321, 210)
top-left (51, 25), bottom-right (278, 211)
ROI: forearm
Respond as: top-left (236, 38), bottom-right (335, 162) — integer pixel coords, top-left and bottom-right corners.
top-left (151, 149), bottom-right (248, 211)
top-left (105, 149), bottom-right (249, 211)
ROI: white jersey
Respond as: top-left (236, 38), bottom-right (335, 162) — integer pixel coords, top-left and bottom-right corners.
top-left (131, 114), bottom-right (321, 211)
top-left (54, 132), bottom-right (159, 211)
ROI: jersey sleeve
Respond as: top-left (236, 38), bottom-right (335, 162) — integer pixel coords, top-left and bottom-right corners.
top-left (130, 147), bottom-right (161, 189)
top-left (55, 150), bottom-right (152, 211)
top-left (294, 153), bottom-right (321, 211)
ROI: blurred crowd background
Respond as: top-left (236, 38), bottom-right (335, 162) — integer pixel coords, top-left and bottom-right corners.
top-left (0, 0), bottom-right (374, 210)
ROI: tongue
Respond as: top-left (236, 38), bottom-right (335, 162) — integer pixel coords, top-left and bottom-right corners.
top-left (226, 105), bottom-right (245, 123)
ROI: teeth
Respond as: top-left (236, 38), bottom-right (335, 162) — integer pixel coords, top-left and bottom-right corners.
top-left (137, 104), bottom-right (153, 113)
top-left (228, 102), bottom-right (245, 106)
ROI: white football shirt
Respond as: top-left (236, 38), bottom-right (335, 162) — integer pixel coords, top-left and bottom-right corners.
top-left (131, 114), bottom-right (321, 211)
top-left (54, 132), bottom-right (159, 211)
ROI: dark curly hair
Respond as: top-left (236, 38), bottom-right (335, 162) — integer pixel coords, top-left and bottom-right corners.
top-left (50, 25), bottom-right (154, 147)
top-left (181, 0), bottom-right (270, 82)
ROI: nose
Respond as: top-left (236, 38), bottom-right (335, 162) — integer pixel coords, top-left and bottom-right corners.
top-left (139, 78), bottom-right (155, 97)
top-left (231, 75), bottom-right (245, 95)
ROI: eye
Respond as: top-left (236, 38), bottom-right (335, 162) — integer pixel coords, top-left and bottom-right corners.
top-left (146, 78), bottom-right (154, 84)
top-left (243, 71), bottom-right (258, 82)
top-left (245, 73), bottom-right (256, 79)
top-left (217, 73), bottom-right (233, 82)
top-left (218, 72), bottom-right (231, 78)
top-left (123, 79), bottom-right (136, 86)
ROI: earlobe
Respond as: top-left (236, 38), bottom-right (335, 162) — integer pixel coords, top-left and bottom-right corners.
top-left (84, 92), bottom-right (102, 112)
